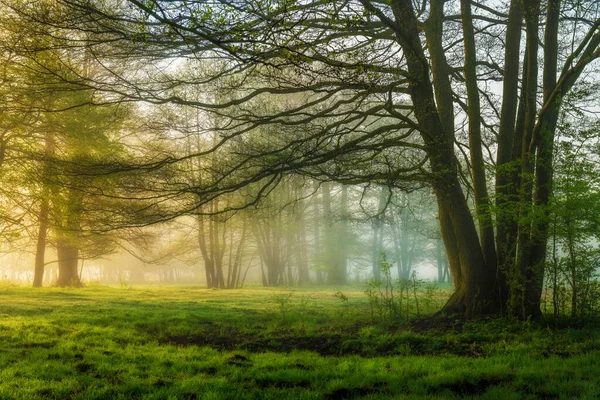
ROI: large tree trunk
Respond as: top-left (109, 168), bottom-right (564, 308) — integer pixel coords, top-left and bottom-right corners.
top-left (523, 0), bottom-right (561, 318)
top-left (391, 0), bottom-right (501, 315)
top-left (434, 180), bottom-right (499, 315)
top-left (514, 0), bottom-right (542, 319)
top-left (495, 0), bottom-right (524, 292)
top-left (56, 240), bottom-right (81, 287)
top-left (54, 187), bottom-right (83, 288)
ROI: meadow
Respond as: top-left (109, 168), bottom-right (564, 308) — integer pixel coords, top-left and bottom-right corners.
top-left (0, 284), bottom-right (598, 399)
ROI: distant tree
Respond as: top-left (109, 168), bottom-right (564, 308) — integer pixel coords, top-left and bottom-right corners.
top-left (0, 27), bottom-right (135, 286)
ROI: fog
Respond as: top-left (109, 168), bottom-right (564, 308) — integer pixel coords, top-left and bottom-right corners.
top-left (0, 184), bottom-right (449, 288)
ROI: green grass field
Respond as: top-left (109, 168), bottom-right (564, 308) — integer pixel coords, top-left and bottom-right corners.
top-left (0, 284), bottom-right (599, 399)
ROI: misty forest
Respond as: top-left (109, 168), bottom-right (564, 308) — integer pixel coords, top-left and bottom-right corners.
top-left (1, 0), bottom-right (600, 398)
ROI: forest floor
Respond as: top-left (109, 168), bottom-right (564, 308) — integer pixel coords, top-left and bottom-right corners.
top-left (0, 284), bottom-right (599, 399)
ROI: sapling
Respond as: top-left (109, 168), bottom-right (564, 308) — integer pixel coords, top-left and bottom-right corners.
top-left (273, 291), bottom-right (293, 322)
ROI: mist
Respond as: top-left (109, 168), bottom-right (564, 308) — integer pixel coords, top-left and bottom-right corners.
top-left (0, 183), bottom-right (448, 288)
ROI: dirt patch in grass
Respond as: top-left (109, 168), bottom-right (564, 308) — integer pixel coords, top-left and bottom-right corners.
top-left (226, 354), bottom-right (253, 366)
top-left (163, 331), bottom-right (346, 356)
top-left (161, 325), bottom-right (485, 357)
top-left (255, 378), bottom-right (312, 389)
top-left (324, 382), bottom-right (389, 400)
top-left (15, 341), bottom-right (55, 349)
top-left (410, 316), bottom-right (464, 334)
top-left (436, 376), bottom-right (510, 396)
top-left (243, 334), bottom-right (346, 356)
top-left (75, 362), bottom-right (95, 373)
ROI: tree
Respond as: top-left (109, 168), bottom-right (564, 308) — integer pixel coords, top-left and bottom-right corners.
top-left (547, 116), bottom-right (600, 319)
top-left (5, 0), bottom-right (600, 317)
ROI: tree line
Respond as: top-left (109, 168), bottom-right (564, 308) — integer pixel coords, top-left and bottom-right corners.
top-left (1, 0), bottom-right (600, 319)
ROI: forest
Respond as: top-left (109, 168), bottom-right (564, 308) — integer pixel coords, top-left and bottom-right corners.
top-left (1, 0), bottom-right (600, 398)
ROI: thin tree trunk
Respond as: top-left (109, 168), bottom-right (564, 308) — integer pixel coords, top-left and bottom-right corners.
top-left (33, 196), bottom-right (49, 287)
top-left (339, 184), bottom-right (348, 284)
top-left (33, 134), bottom-right (55, 288)
top-left (371, 186), bottom-right (387, 282)
top-left (391, 216), bottom-right (406, 280)
top-left (312, 180), bottom-right (323, 283)
top-left (226, 223), bottom-right (235, 288)
top-left (322, 181), bottom-right (336, 283)
top-left (436, 237), bottom-right (444, 283)
top-left (296, 195), bottom-right (310, 285)
top-left (229, 218), bottom-right (247, 288)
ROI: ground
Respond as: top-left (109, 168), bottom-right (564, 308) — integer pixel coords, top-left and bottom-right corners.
top-left (0, 284), bottom-right (598, 399)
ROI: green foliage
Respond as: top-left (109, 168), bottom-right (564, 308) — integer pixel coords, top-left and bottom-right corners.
top-left (545, 249), bottom-right (600, 321)
top-left (544, 118), bottom-right (600, 321)
top-left (364, 254), bottom-right (428, 322)
top-left (295, 294), bottom-right (313, 329)
top-left (365, 254), bottom-right (399, 322)
top-left (272, 291), bottom-right (293, 322)
top-left (333, 291), bottom-right (349, 316)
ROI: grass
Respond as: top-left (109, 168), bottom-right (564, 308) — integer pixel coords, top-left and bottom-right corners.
top-left (0, 283), bottom-right (599, 399)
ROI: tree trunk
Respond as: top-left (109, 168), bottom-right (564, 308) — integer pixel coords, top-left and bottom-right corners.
top-left (436, 237), bottom-right (445, 283)
top-left (312, 180), bottom-right (323, 283)
top-left (371, 186), bottom-right (388, 281)
top-left (56, 240), bottom-right (81, 287)
top-left (339, 184), bottom-right (348, 284)
top-left (253, 214), bottom-right (285, 287)
top-left (227, 218), bottom-right (247, 288)
top-left (435, 180), bottom-right (499, 315)
top-left (514, 0), bottom-right (541, 319)
top-left (197, 214), bottom-right (216, 288)
top-left (495, 0), bottom-right (524, 291)
top-left (460, 0), bottom-right (497, 269)
top-left (524, 0), bottom-right (561, 318)
top-left (390, 0), bottom-right (501, 314)
top-left (296, 195), bottom-right (310, 285)
top-left (33, 196), bottom-right (49, 287)
top-left (322, 181), bottom-right (338, 284)
top-left (329, 184), bottom-right (348, 285)
top-left (33, 133), bottom-right (56, 288)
